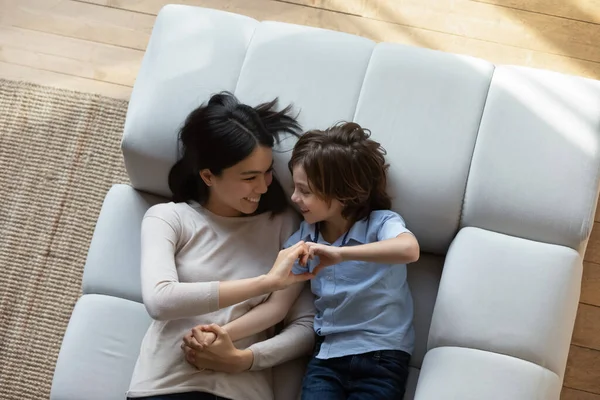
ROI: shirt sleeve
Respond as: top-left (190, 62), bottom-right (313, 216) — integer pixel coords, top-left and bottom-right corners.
top-left (247, 283), bottom-right (316, 370)
top-left (376, 210), bottom-right (412, 242)
top-left (140, 204), bottom-right (219, 321)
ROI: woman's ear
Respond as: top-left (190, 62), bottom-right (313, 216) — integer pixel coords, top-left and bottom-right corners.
top-left (199, 169), bottom-right (214, 186)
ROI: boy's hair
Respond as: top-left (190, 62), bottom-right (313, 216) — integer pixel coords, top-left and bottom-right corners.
top-left (289, 121), bottom-right (392, 224)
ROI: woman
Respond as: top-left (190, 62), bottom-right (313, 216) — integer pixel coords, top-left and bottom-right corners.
top-left (126, 92), bottom-right (316, 400)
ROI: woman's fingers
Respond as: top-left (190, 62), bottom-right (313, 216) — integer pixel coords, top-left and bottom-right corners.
top-left (200, 323), bottom-right (228, 338)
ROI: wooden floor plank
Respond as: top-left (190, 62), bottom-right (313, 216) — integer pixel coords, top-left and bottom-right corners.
top-left (0, 61), bottom-right (132, 99)
top-left (565, 345), bottom-right (600, 395)
top-left (573, 303), bottom-right (600, 352)
top-left (279, 0), bottom-right (600, 64)
top-left (0, 0), bottom-right (154, 50)
top-left (582, 262), bottom-right (600, 308)
top-left (562, 387), bottom-right (600, 400)
top-left (0, 26), bottom-right (143, 86)
top-left (475, 0), bottom-right (600, 25)
top-left (73, 0), bottom-right (600, 80)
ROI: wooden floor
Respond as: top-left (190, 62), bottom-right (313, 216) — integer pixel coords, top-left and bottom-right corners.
top-left (1, 0), bottom-right (599, 398)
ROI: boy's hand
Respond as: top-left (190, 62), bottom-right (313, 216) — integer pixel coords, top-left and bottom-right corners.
top-left (306, 242), bottom-right (344, 275)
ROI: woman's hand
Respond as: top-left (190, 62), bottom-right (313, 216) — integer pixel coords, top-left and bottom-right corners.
top-left (182, 324), bottom-right (254, 373)
top-left (265, 241), bottom-right (314, 291)
top-left (306, 242), bottom-right (343, 275)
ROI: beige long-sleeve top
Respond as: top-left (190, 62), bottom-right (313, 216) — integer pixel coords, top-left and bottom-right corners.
top-left (126, 201), bottom-right (316, 400)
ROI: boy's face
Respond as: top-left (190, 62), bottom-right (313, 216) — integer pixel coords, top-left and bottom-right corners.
top-left (290, 164), bottom-right (343, 225)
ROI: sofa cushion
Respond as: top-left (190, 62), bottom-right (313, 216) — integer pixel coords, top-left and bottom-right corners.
top-left (50, 294), bottom-right (152, 400)
top-left (414, 347), bottom-right (561, 400)
top-left (121, 5), bottom-right (260, 197)
top-left (462, 65), bottom-right (600, 250)
top-left (82, 184), bottom-right (165, 303)
top-left (353, 43), bottom-right (494, 254)
top-left (428, 227), bottom-right (581, 378)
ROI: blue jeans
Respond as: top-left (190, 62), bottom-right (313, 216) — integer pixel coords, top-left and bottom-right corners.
top-left (128, 393), bottom-right (230, 400)
top-left (301, 337), bottom-right (410, 400)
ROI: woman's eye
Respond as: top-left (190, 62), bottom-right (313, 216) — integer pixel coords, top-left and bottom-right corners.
top-left (243, 176), bottom-right (256, 181)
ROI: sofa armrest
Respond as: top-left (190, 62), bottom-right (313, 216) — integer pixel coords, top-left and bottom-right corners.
top-left (414, 347), bottom-right (561, 400)
top-left (427, 227), bottom-right (581, 381)
top-left (82, 184), bottom-right (166, 303)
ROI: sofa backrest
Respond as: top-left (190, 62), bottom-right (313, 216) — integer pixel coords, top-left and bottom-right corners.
top-left (122, 5), bottom-right (600, 255)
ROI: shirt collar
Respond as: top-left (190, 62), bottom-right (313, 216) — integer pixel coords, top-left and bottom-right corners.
top-left (307, 216), bottom-right (370, 245)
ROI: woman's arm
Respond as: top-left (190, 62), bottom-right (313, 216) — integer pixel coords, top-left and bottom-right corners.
top-left (183, 283), bottom-right (315, 372)
top-left (223, 282), bottom-right (306, 342)
top-left (246, 283), bottom-right (316, 370)
top-left (141, 210), bottom-right (312, 321)
top-left (190, 282), bottom-right (306, 348)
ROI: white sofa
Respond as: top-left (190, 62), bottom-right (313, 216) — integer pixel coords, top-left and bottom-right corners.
top-left (50, 4), bottom-right (600, 400)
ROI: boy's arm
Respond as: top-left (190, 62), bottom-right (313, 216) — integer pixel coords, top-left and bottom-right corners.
top-left (222, 282), bottom-right (306, 342)
top-left (341, 233), bottom-right (419, 264)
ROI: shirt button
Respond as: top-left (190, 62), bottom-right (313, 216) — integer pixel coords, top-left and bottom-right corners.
top-left (327, 276), bottom-right (332, 281)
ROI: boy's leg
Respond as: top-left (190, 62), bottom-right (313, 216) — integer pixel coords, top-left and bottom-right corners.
top-left (300, 356), bottom-right (347, 400)
top-left (347, 350), bottom-right (411, 400)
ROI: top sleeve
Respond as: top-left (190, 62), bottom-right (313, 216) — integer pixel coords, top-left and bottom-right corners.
top-left (140, 204), bottom-right (219, 321)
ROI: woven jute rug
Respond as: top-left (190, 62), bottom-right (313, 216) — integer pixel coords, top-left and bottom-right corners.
top-left (0, 79), bottom-right (130, 398)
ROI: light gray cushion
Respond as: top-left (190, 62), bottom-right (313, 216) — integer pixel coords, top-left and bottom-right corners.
top-left (82, 184), bottom-right (165, 303)
top-left (121, 5), bottom-right (260, 197)
top-left (50, 294), bottom-right (152, 400)
top-left (353, 43), bottom-right (494, 254)
top-left (462, 65), bottom-right (600, 250)
top-left (414, 347), bottom-right (561, 400)
top-left (428, 227), bottom-right (581, 378)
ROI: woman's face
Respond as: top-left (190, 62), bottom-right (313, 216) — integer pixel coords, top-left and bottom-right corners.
top-left (201, 145), bottom-right (274, 217)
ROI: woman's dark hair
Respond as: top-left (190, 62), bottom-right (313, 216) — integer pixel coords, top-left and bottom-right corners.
top-left (289, 122), bottom-right (392, 224)
top-left (168, 92), bottom-right (301, 215)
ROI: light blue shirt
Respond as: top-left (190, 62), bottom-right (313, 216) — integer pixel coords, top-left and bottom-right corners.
top-left (286, 210), bottom-right (415, 359)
